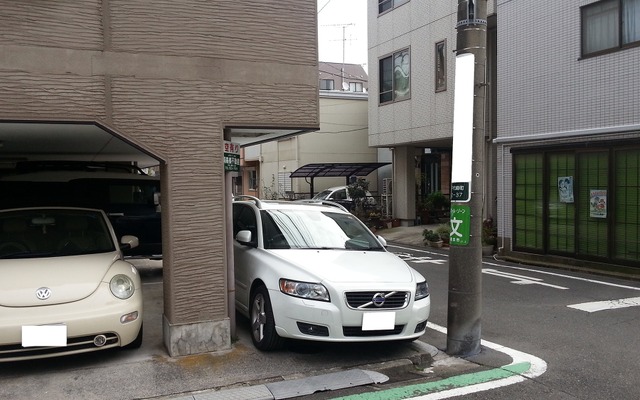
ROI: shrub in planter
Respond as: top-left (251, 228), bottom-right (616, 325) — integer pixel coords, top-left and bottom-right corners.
top-left (435, 223), bottom-right (451, 244)
top-left (422, 229), bottom-right (443, 247)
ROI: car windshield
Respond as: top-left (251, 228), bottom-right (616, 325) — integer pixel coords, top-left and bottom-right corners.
top-left (261, 209), bottom-right (384, 251)
top-left (311, 190), bottom-right (332, 201)
top-left (0, 209), bottom-right (116, 259)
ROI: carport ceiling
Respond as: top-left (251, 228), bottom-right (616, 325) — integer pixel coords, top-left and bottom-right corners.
top-left (0, 121), bottom-right (160, 168)
top-left (0, 122), bottom-right (315, 168)
top-left (225, 127), bottom-right (313, 147)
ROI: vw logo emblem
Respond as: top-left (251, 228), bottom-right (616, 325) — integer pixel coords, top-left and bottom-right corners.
top-left (372, 292), bottom-right (386, 307)
top-left (36, 287), bottom-right (51, 300)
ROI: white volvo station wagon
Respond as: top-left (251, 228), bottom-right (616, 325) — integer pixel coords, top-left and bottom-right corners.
top-left (232, 196), bottom-right (430, 350)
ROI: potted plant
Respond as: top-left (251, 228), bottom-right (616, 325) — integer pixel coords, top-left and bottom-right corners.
top-left (482, 218), bottom-right (497, 256)
top-left (435, 223), bottom-right (451, 245)
top-left (422, 229), bottom-right (443, 248)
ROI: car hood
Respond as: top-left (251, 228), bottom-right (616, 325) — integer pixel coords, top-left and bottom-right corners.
top-left (0, 252), bottom-right (120, 307)
top-left (271, 249), bottom-right (415, 284)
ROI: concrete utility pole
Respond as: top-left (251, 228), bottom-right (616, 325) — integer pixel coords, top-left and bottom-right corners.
top-left (447, 0), bottom-right (487, 356)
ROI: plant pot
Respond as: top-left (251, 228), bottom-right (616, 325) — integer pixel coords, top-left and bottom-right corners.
top-left (426, 240), bottom-right (443, 248)
top-left (482, 244), bottom-right (494, 256)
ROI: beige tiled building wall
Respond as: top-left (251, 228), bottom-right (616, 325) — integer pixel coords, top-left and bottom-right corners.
top-left (0, 0), bottom-right (319, 355)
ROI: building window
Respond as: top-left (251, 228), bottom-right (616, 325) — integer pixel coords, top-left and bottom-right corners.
top-left (379, 0), bottom-right (409, 14)
top-left (320, 79), bottom-right (335, 90)
top-left (248, 169), bottom-right (257, 191)
top-left (349, 82), bottom-right (363, 92)
top-left (379, 48), bottom-right (410, 104)
top-left (581, 0), bottom-right (640, 57)
top-left (435, 40), bottom-right (447, 92)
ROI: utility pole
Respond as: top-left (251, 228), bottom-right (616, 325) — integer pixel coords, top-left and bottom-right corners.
top-left (447, 0), bottom-right (487, 356)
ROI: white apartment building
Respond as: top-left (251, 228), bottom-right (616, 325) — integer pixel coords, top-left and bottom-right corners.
top-left (369, 0), bottom-right (640, 271)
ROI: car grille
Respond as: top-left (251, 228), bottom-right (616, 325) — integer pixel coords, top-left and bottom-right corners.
top-left (0, 333), bottom-right (119, 362)
top-left (345, 291), bottom-right (409, 309)
top-left (343, 325), bottom-right (405, 337)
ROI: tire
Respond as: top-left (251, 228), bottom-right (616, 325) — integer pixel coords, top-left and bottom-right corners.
top-left (123, 323), bottom-right (143, 350)
top-left (249, 286), bottom-right (284, 351)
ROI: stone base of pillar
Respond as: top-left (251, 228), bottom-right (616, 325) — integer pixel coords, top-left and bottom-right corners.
top-left (163, 315), bottom-right (231, 357)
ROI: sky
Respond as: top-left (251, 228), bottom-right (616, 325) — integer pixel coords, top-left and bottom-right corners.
top-left (317, 0), bottom-right (368, 71)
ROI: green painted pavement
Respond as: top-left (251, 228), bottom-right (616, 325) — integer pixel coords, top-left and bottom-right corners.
top-left (331, 362), bottom-right (531, 400)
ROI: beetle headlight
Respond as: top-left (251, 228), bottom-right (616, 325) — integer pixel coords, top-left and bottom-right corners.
top-left (415, 281), bottom-right (429, 301)
top-left (110, 274), bottom-right (135, 299)
top-left (279, 279), bottom-right (330, 302)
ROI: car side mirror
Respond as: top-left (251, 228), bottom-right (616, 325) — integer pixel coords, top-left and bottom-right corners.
top-left (120, 235), bottom-right (139, 250)
top-left (376, 235), bottom-right (388, 247)
top-left (236, 230), bottom-right (253, 246)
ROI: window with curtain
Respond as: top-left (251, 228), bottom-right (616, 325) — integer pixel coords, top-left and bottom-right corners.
top-left (513, 153), bottom-right (544, 251)
top-left (576, 152), bottom-right (609, 258)
top-left (614, 149), bottom-right (640, 262)
top-left (349, 82), bottom-right (363, 92)
top-left (548, 153), bottom-right (576, 254)
top-left (379, 48), bottom-right (410, 104)
top-left (378, 0), bottom-right (409, 14)
top-left (582, 0), bottom-right (640, 56)
top-left (248, 169), bottom-right (257, 191)
top-left (320, 79), bottom-right (335, 90)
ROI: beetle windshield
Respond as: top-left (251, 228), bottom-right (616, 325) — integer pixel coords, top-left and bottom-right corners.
top-left (261, 209), bottom-right (384, 251)
top-left (0, 209), bottom-right (116, 259)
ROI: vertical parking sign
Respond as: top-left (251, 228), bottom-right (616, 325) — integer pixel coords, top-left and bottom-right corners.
top-left (224, 141), bottom-right (240, 172)
top-left (450, 204), bottom-right (470, 246)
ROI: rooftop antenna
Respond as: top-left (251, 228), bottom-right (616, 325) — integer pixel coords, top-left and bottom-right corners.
top-left (322, 23), bottom-right (355, 90)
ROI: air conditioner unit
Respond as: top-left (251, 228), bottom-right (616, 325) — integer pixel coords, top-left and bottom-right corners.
top-left (383, 178), bottom-right (393, 195)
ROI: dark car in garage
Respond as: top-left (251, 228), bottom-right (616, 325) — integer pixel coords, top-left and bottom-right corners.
top-left (0, 161), bottom-right (162, 258)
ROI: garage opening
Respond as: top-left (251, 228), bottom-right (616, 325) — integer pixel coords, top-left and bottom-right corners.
top-left (0, 121), bottom-right (164, 259)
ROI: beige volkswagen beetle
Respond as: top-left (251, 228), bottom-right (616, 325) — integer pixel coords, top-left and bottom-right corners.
top-left (0, 207), bottom-right (143, 362)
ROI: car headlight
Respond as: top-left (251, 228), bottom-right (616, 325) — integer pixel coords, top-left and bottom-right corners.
top-left (279, 279), bottom-right (330, 302)
top-left (110, 274), bottom-right (135, 299)
top-left (415, 281), bottom-right (429, 301)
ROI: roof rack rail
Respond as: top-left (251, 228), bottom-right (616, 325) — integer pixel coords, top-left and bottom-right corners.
top-left (294, 199), bottom-right (349, 213)
top-left (233, 195), bottom-right (263, 209)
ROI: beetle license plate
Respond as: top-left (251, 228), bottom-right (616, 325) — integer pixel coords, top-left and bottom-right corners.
top-left (22, 325), bottom-right (67, 347)
top-left (362, 312), bottom-right (395, 331)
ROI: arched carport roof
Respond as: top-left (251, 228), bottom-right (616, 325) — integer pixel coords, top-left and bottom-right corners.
top-left (289, 162), bottom-right (390, 196)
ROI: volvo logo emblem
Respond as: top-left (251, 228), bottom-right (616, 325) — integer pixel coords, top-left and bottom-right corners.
top-left (372, 292), bottom-right (386, 307)
top-left (36, 287), bottom-right (51, 300)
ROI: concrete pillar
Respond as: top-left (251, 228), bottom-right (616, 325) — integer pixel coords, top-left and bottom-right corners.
top-left (392, 146), bottom-right (416, 226)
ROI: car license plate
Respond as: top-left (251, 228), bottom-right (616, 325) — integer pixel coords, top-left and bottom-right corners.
top-left (22, 325), bottom-right (67, 347)
top-left (362, 312), bottom-right (395, 331)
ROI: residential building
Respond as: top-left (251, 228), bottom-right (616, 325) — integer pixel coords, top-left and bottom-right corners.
top-left (367, 0), bottom-right (497, 225)
top-left (0, 0), bottom-right (319, 355)
top-left (495, 0), bottom-right (640, 269)
top-left (368, 0), bottom-right (640, 271)
top-left (239, 62), bottom-right (389, 201)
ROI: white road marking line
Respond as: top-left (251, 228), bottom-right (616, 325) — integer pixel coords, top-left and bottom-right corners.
top-left (567, 296), bottom-right (640, 312)
top-left (414, 322), bottom-right (548, 399)
top-left (483, 268), bottom-right (569, 289)
top-left (389, 245), bottom-right (640, 292)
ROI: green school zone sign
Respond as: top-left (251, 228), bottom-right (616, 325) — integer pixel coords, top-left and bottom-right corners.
top-left (450, 204), bottom-right (470, 246)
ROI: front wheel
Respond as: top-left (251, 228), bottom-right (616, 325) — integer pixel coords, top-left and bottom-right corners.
top-left (249, 286), bottom-right (284, 351)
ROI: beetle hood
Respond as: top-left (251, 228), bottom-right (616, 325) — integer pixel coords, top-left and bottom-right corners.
top-left (0, 253), bottom-right (120, 307)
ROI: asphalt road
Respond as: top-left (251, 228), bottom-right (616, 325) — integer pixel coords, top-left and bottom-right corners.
top-left (389, 243), bottom-right (640, 400)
